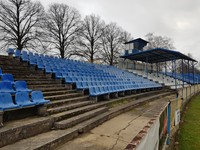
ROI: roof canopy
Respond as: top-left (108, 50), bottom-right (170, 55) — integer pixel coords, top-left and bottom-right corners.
top-left (121, 48), bottom-right (197, 63)
top-left (124, 38), bottom-right (149, 44)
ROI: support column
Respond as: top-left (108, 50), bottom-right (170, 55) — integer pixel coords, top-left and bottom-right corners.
top-left (174, 59), bottom-right (177, 90)
top-left (167, 102), bottom-right (171, 145)
top-left (146, 56), bottom-right (149, 78)
top-left (0, 111), bottom-right (3, 127)
top-left (36, 104), bottom-right (48, 116)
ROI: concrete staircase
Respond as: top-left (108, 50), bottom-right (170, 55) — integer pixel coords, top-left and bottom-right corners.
top-left (0, 56), bottom-right (176, 149)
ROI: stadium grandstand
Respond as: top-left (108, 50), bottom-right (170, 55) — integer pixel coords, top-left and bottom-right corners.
top-left (0, 38), bottom-right (199, 149)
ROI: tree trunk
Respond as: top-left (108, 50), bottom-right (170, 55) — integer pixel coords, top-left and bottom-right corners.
top-left (60, 48), bottom-right (65, 59)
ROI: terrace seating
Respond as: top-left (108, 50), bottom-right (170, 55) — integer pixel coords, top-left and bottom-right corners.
top-left (1, 74), bottom-right (15, 84)
top-left (0, 68), bottom-right (2, 77)
top-left (0, 81), bottom-right (16, 94)
top-left (165, 72), bottom-right (199, 84)
top-left (15, 92), bottom-right (37, 107)
top-left (9, 50), bottom-right (162, 98)
top-left (7, 48), bottom-right (14, 56)
top-left (14, 49), bottom-right (21, 58)
top-left (0, 93), bottom-right (20, 110)
top-left (31, 91), bottom-right (50, 105)
top-left (14, 81), bottom-right (32, 92)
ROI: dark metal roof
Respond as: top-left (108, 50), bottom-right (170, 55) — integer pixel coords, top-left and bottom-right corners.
top-left (124, 38), bottom-right (149, 44)
top-left (120, 48), bottom-right (197, 63)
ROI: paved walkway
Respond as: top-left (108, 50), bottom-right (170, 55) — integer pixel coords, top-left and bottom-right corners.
top-left (57, 96), bottom-right (174, 150)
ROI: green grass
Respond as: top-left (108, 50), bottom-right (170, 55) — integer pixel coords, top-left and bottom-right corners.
top-left (178, 94), bottom-right (200, 150)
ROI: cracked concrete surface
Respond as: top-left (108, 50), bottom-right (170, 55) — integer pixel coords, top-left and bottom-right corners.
top-left (57, 98), bottom-right (172, 150)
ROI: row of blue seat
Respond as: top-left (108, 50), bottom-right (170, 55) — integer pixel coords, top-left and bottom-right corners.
top-left (0, 73), bottom-right (15, 84)
top-left (0, 81), bottom-right (31, 94)
top-left (164, 72), bottom-right (200, 84)
top-left (77, 81), bottom-right (161, 91)
top-left (89, 83), bottom-right (161, 96)
top-left (8, 50), bottom-right (162, 97)
top-left (0, 68), bottom-right (50, 110)
top-left (0, 91), bottom-right (49, 111)
top-left (0, 70), bottom-right (32, 93)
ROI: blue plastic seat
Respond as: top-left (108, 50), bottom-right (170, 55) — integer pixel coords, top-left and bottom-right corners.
top-left (52, 68), bottom-right (59, 73)
top-left (95, 86), bottom-right (103, 95)
top-left (131, 84), bottom-right (139, 90)
top-left (45, 66), bottom-right (52, 74)
top-left (65, 76), bottom-right (71, 83)
top-left (82, 82), bottom-right (89, 88)
top-left (0, 68), bottom-right (3, 76)
top-left (29, 57), bottom-right (36, 65)
top-left (76, 82), bottom-right (83, 89)
top-left (14, 49), bottom-right (21, 57)
top-left (15, 91), bottom-right (36, 107)
top-left (31, 91), bottom-right (50, 105)
top-left (22, 51), bottom-right (28, 55)
top-left (37, 61), bottom-right (44, 70)
top-left (0, 93), bottom-right (20, 110)
top-left (14, 81), bottom-right (32, 92)
top-left (70, 77), bottom-right (77, 82)
top-left (21, 53), bottom-right (29, 61)
top-left (2, 74), bottom-right (14, 84)
top-left (29, 52), bottom-right (34, 56)
top-left (7, 48), bottom-right (14, 55)
top-left (55, 71), bottom-right (63, 79)
top-left (89, 87), bottom-right (97, 96)
top-left (0, 81), bottom-right (16, 94)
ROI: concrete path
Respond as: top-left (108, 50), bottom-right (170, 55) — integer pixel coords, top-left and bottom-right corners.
top-left (56, 96), bottom-right (172, 150)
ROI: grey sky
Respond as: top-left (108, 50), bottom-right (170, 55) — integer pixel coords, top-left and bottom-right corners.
top-left (40, 0), bottom-right (200, 61)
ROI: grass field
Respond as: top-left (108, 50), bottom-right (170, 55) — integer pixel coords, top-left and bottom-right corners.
top-left (178, 94), bottom-right (200, 150)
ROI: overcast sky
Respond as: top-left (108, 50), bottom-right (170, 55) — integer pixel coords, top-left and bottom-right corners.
top-left (40, 0), bottom-right (200, 62)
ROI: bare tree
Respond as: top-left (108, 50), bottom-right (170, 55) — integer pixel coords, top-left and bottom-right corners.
top-left (0, 0), bottom-right (44, 51)
top-left (145, 33), bottom-right (176, 71)
top-left (145, 33), bottom-right (175, 50)
top-left (100, 23), bottom-right (131, 65)
top-left (72, 14), bottom-right (105, 63)
top-left (43, 3), bottom-right (81, 59)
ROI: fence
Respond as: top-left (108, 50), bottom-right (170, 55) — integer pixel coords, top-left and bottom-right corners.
top-left (125, 84), bottom-right (200, 150)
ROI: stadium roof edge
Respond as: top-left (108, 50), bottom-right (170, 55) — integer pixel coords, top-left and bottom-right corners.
top-left (124, 38), bottom-right (149, 44)
top-left (120, 48), bottom-right (197, 63)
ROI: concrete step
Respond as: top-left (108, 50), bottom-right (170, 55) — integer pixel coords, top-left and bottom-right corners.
top-left (0, 92), bottom-right (172, 150)
top-left (35, 87), bottom-right (70, 92)
top-left (0, 64), bottom-right (28, 70)
top-left (13, 75), bottom-right (49, 80)
top-left (43, 90), bottom-right (77, 97)
top-left (9, 72), bottom-right (45, 77)
top-left (47, 101), bottom-right (95, 115)
top-left (0, 62), bottom-right (28, 67)
top-left (45, 93), bottom-right (83, 101)
top-left (51, 103), bottom-right (103, 122)
top-left (54, 107), bottom-right (108, 129)
top-left (15, 78), bottom-right (53, 82)
top-left (29, 84), bottom-right (65, 89)
top-left (0, 61), bottom-right (28, 67)
top-left (0, 116), bottom-right (53, 148)
top-left (47, 96), bottom-right (89, 108)
top-left (2, 69), bottom-right (44, 75)
top-left (27, 81), bottom-right (62, 85)
top-left (0, 126), bottom-right (79, 150)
